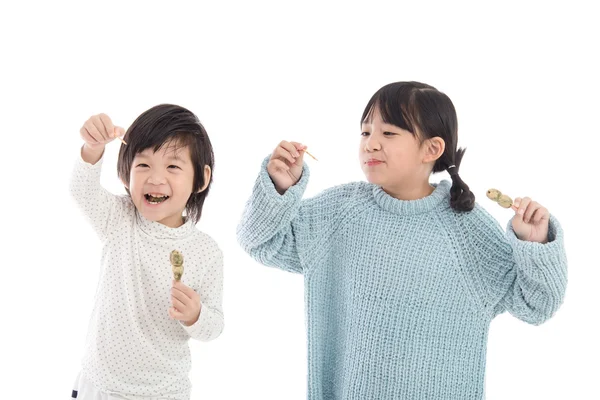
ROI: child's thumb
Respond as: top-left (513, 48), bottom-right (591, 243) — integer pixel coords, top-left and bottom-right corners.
top-left (114, 126), bottom-right (126, 138)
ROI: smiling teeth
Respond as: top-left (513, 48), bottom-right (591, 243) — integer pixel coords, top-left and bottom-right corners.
top-left (145, 194), bottom-right (169, 204)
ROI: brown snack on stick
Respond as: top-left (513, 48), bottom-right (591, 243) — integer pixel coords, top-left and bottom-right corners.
top-left (486, 188), bottom-right (513, 208)
top-left (170, 250), bottom-right (184, 281)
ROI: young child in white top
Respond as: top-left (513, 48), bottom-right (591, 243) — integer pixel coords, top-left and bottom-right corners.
top-left (69, 105), bottom-right (224, 400)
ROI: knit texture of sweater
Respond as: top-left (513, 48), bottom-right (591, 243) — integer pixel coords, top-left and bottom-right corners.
top-left (237, 157), bottom-right (567, 400)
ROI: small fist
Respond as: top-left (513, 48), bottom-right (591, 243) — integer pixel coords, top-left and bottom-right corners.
top-left (169, 280), bottom-right (201, 326)
top-left (511, 197), bottom-right (550, 243)
top-left (267, 140), bottom-right (307, 194)
top-left (80, 113), bottom-right (125, 150)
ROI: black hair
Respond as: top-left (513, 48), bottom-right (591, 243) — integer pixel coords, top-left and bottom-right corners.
top-left (117, 104), bottom-right (214, 223)
top-left (361, 81), bottom-right (475, 212)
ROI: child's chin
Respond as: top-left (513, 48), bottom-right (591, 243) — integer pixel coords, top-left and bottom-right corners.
top-left (364, 173), bottom-right (385, 186)
top-left (139, 211), bottom-right (163, 222)
top-left (137, 206), bottom-right (165, 221)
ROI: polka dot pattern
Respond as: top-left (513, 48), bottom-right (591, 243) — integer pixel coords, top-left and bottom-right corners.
top-left (70, 155), bottom-right (224, 400)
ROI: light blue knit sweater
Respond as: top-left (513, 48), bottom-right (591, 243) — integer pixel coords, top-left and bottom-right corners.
top-left (236, 158), bottom-right (567, 400)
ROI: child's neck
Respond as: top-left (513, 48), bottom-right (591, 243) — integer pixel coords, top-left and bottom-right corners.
top-left (382, 181), bottom-right (435, 201)
top-left (158, 214), bottom-right (186, 228)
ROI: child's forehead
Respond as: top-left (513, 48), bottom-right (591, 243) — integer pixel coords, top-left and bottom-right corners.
top-left (361, 116), bottom-right (397, 128)
top-left (136, 142), bottom-right (191, 160)
top-left (362, 106), bottom-right (388, 125)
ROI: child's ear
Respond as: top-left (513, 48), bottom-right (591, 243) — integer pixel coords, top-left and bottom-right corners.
top-left (197, 165), bottom-right (212, 193)
top-left (422, 137), bottom-right (445, 163)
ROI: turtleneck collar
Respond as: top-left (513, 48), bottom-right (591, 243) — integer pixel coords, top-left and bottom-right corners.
top-left (136, 212), bottom-right (196, 240)
top-left (372, 180), bottom-right (451, 215)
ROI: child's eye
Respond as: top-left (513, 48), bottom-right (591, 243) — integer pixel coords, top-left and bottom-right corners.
top-left (136, 163), bottom-right (149, 168)
top-left (383, 131), bottom-right (396, 136)
top-left (361, 131), bottom-right (370, 136)
top-left (168, 165), bottom-right (181, 170)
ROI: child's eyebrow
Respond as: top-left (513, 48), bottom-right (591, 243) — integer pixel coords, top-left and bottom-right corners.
top-left (165, 155), bottom-right (187, 164)
top-left (134, 152), bottom-right (187, 163)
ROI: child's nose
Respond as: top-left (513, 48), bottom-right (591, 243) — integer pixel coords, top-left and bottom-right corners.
top-left (365, 134), bottom-right (381, 151)
top-left (147, 171), bottom-right (167, 185)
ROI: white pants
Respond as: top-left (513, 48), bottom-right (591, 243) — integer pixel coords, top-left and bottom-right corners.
top-left (71, 372), bottom-right (132, 400)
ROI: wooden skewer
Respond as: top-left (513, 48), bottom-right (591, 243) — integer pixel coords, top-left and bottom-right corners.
top-left (304, 149), bottom-right (318, 161)
top-left (117, 136), bottom-right (127, 145)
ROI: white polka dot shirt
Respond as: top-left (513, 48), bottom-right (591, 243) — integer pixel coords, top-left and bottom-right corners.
top-left (70, 154), bottom-right (224, 400)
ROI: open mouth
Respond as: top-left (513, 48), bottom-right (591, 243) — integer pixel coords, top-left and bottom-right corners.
top-left (144, 193), bottom-right (170, 204)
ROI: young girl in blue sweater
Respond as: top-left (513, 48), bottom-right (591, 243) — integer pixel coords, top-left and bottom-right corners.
top-left (237, 81), bottom-right (567, 399)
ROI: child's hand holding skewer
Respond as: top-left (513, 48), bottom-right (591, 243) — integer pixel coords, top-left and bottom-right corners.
top-left (80, 113), bottom-right (127, 149)
top-left (486, 189), bottom-right (550, 243)
top-left (79, 114), bottom-right (127, 164)
top-left (511, 196), bottom-right (550, 243)
top-left (169, 280), bottom-right (202, 326)
top-left (267, 141), bottom-right (317, 195)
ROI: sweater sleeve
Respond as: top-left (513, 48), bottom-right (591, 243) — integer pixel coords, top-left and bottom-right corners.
top-left (236, 156), bottom-right (356, 274)
top-left (460, 205), bottom-right (568, 325)
top-left (69, 149), bottom-right (127, 243)
top-left (181, 248), bottom-right (224, 341)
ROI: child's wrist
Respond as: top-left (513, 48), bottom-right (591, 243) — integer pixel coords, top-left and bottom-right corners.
top-left (516, 232), bottom-right (549, 244)
top-left (83, 143), bottom-right (105, 153)
top-left (81, 143), bottom-right (105, 164)
top-left (181, 305), bottom-right (201, 327)
top-left (183, 315), bottom-right (199, 326)
top-left (275, 185), bottom-right (288, 195)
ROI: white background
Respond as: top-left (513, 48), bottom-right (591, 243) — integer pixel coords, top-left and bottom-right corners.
top-left (1, 1), bottom-right (598, 399)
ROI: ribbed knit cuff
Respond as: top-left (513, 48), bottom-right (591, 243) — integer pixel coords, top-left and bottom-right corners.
top-left (505, 214), bottom-right (567, 281)
top-left (257, 155), bottom-right (310, 204)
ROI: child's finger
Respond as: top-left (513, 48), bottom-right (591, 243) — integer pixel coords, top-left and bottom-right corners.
top-left (115, 126), bottom-right (126, 138)
top-left (515, 197), bottom-right (531, 217)
top-left (523, 201), bottom-right (539, 223)
top-left (280, 141), bottom-right (301, 158)
top-left (91, 117), bottom-right (110, 142)
top-left (269, 158), bottom-right (290, 172)
top-left (529, 208), bottom-right (541, 225)
top-left (80, 126), bottom-right (99, 144)
top-left (84, 121), bottom-right (102, 143)
top-left (531, 206), bottom-right (549, 224)
top-left (290, 142), bottom-right (307, 164)
top-left (171, 287), bottom-right (192, 306)
top-left (98, 114), bottom-right (115, 138)
top-left (275, 142), bottom-right (298, 163)
top-left (290, 141), bottom-right (307, 152)
top-left (274, 147), bottom-right (296, 165)
top-left (173, 281), bottom-right (197, 299)
top-left (171, 295), bottom-right (186, 311)
top-left (169, 307), bottom-right (185, 319)
top-left (169, 307), bottom-right (185, 320)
